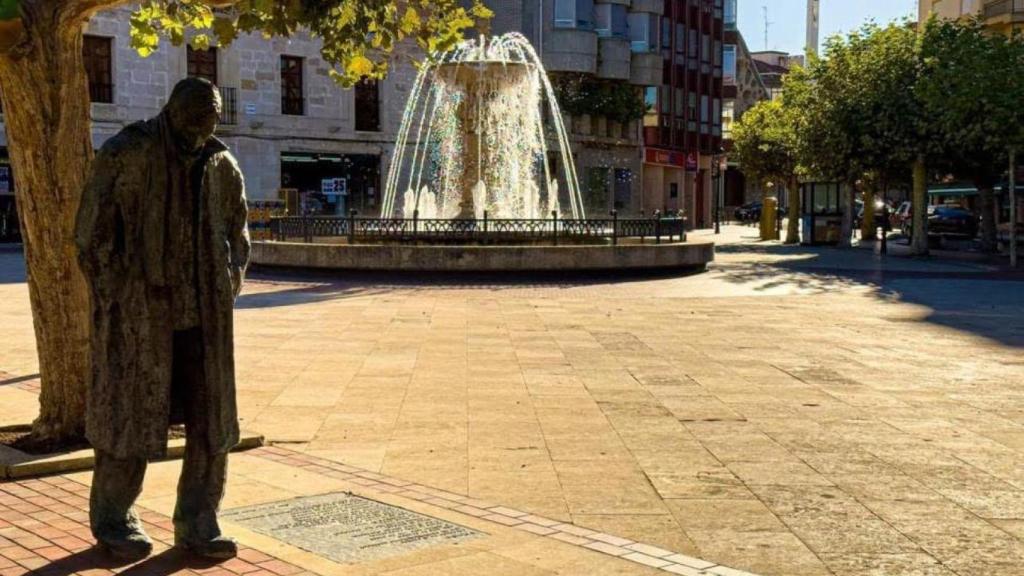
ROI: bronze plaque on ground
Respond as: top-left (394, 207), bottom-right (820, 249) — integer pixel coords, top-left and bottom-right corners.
top-left (222, 492), bottom-right (482, 563)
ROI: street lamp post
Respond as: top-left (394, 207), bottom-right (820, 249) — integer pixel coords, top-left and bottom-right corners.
top-left (1011, 148), bottom-right (1018, 268)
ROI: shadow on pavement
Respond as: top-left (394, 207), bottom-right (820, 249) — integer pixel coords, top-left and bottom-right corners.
top-left (36, 546), bottom-right (226, 576)
top-left (712, 244), bottom-right (1024, 348)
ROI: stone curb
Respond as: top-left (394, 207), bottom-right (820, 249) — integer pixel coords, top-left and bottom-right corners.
top-left (0, 433), bottom-right (265, 480)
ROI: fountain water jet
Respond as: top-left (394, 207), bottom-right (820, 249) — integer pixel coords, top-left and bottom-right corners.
top-left (382, 33), bottom-right (585, 220)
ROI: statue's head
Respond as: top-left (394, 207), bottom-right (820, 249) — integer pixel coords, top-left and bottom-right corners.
top-left (164, 77), bottom-right (222, 154)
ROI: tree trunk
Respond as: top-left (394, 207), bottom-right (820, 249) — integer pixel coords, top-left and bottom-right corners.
top-left (838, 181), bottom-right (855, 248)
top-left (861, 187), bottom-right (876, 241)
top-left (0, 2), bottom-right (94, 444)
top-left (911, 155), bottom-right (929, 256)
top-left (976, 184), bottom-right (997, 253)
top-left (785, 175), bottom-right (800, 244)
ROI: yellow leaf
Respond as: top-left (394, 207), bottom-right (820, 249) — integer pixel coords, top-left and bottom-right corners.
top-left (348, 55), bottom-right (374, 77)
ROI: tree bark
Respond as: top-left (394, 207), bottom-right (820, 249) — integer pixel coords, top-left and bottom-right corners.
top-left (838, 181), bottom-right (855, 248)
top-left (0, 1), bottom-right (95, 443)
top-left (911, 155), bottom-right (929, 256)
top-left (785, 175), bottom-right (799, 244)
top-left (861, 187), bottom-right (876, 241)
top-left (976, 184), bottom-right (997, 253)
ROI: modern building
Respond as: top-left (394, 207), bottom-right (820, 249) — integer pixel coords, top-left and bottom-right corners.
top-left (722, 26), bottom-right (770, 213)
top-left (639, 0), bottom-right (726, 228)
top-left (0, 1), bottom-right (723, 237)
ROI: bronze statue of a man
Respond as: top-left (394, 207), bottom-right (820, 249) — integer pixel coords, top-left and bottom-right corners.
top-left (75, 77), bottom-right (250, 560)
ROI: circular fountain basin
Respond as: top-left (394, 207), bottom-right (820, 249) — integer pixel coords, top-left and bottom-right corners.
top-left (250, 239), bottom-right (714, 274)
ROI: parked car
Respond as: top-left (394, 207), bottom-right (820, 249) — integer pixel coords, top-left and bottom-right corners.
top-left (855, 199), bottom-right (893, 230)
top-left (927, 205), bottom-right (978, 238)
top-left (891, 201), bottom-right (912, 234)
top-left (734, 201), bottom-right (784, 223)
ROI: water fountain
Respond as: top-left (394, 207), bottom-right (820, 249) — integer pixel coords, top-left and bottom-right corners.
top-left (253, 34), bottom-right (713, 273)
top-left (381, 33), bottom-right (584, 221)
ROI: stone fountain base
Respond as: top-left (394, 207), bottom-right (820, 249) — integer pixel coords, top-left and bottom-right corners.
top-left (249, 239), bottom-right (714, 274)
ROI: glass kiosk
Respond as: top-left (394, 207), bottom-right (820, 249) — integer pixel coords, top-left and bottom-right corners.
top-left (800, 182), bottom-right (845, 245)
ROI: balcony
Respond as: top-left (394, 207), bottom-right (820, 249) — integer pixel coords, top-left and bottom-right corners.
top-left (597, 37), bottom-right (631, 80)
top-left (219, 86), bottom-right (238, 125)
top-left (984, 0), bottom-right (1024, 21)
top-left (629, 52), bottom-right (661, 85)
top-left (543, 28), bottom-right (598, 74)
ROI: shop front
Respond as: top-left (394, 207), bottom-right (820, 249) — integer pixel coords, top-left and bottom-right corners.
top-left (0, 148), bottom-right (19, 243)
top-left (279, 152), bottom-right (381, 216)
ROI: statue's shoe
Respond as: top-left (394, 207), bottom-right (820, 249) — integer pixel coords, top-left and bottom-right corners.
top-left (97, 531), bottom-right (154, 560)
top-left (176, 535), bottom-right (238, 560)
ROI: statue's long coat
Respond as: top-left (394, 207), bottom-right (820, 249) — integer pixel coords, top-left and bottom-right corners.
top-left (75, 118), bottom-right (250, 460)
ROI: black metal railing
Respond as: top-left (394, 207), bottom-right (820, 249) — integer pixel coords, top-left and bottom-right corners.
top-left (270, 211), bottom-right (687, 245)
top-left (219, 86), bottom-right (238, 125)
top-left (984, 0), bottom-right (1024, 18)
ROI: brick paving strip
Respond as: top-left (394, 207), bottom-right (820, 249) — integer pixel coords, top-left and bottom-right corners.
top-left (252, 445), bottom-right (756, 576)
top-left (0, 475), bottom-right (312, 576)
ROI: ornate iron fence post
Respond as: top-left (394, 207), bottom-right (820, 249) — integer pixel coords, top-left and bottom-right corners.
top-left (552, 210), bottom-right (559, 246)
top-left (348, 209), bottom-right (357, 244)
top-left (611, 210), bottom-right (618, 246)
top-left (302, 215), bottom-right (311, 243)
top-left (413, 209), bottom-right (419, 239)
top-left (654, 210), bottom-right (661, 245)
top-left (483, 210), bottom-right (489, 243)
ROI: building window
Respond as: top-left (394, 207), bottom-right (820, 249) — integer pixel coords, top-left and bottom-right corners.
top-left (614, 168), bottom-right (632, 210)
top-left (595, 3), bottom-right (628, 38)
top-left (554, 0), bottom-right (594, 29)
top-left (675, 24), bottom-right (685, 54)
top-left (355, 79), bottom-right (380, 132)
top-left (702, 34), bottom-right (711, 62)
top-left (723, 44), bottom-right (736, 84)
top-left (586, 167), bottom-right (609, 211)
top-left (687, 92), bottom-right (697, 120)
top-left (713, 40), bottom-right (722, 66)
top-left (661, 17), bottom-right (672, 55)
top-left (82, 35), bottom-right (113, 104)
top-left (281, 55), bottom-right (304, 116)
top-left (644, 87), bottom-right (659, 127)
top-left (628, 12), bottom-right (659, 53)
top-left (660, 86), bottom-right (671, 114)
top-left (688, 28), bottom-right (699, 57)
top-left (701, 94), bottom-right (709, 123)
top-left (724, 0), bottom-right (737, 30)
top-left (187, 45), bottom-right (218, 85)
top-left (722, 100), bottom-right (735, 139)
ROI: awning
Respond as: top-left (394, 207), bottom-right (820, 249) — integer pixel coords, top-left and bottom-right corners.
top-left (928, 184), bottom-right (977, 197)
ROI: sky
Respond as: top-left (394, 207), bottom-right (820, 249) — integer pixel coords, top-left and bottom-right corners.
top-left (737, 0), bottom-right (918, 55)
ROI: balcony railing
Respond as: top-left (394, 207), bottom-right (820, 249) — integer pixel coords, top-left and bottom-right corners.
top-left (218, 86), bottom-right (237, 125)
top-left (984, 0), bottom-right (1024, 18)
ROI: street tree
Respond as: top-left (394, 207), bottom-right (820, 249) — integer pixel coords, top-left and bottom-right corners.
top-left (0, 0), bottom-right (491, 445)
top-left (731, 69), bottom-right (809, 244)
top-left (918, 17), bottom-right (1024, 252)
top-left (803, 22), bottom-right (936, 253)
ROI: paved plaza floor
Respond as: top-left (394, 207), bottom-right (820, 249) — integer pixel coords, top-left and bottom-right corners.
top-left (1, 226), bottom-right (1023, 575)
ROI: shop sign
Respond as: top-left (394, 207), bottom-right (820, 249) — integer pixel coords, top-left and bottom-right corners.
top-left (244, 103), bottom-right (257, 116)
top-left (685, 152), bottom-right (698, 172)
top-left (644, 149), bottom-right (686, 168)
top-left (321, 177), bottom-right (348, 198)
